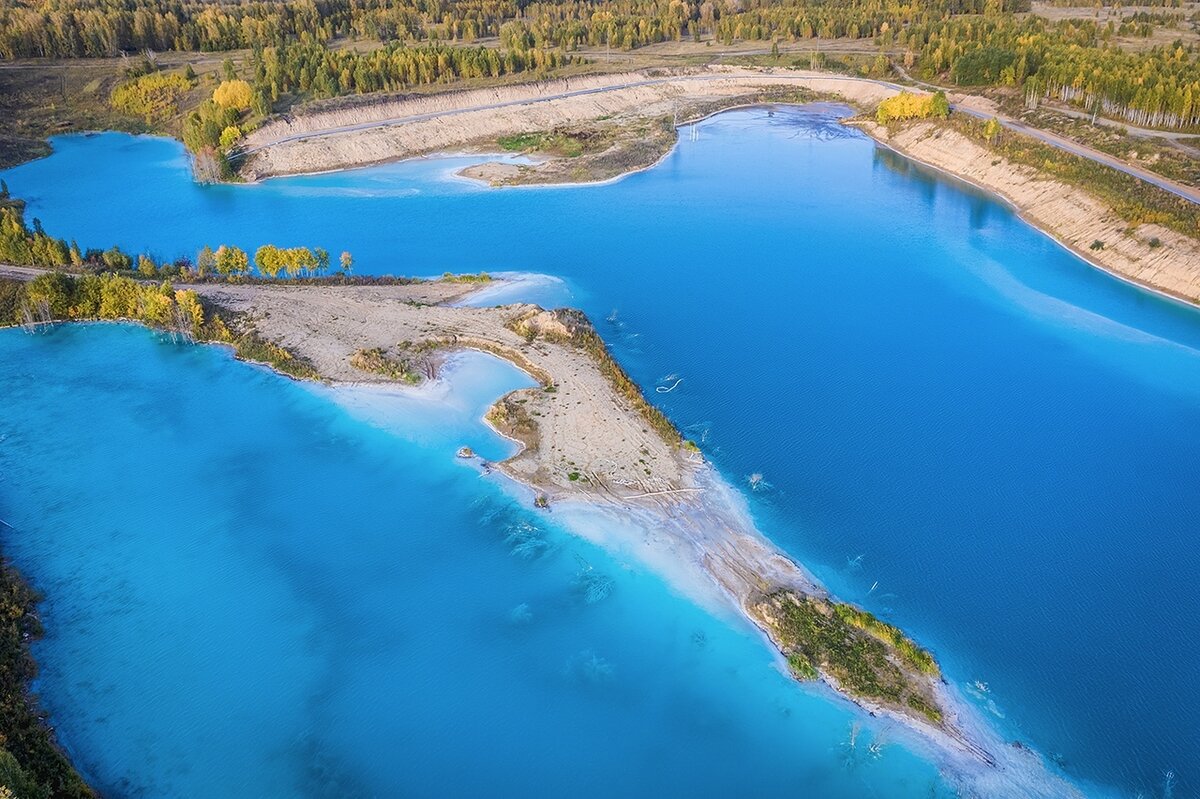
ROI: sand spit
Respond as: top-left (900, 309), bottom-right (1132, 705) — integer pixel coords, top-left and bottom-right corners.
top-left (861, 121), bottom-right (1200, 307)
top-left (179, 278), bottom-right (1050, 778)
top-left (240, 67), bottom-right (899, 181)
top-left (183, 279), bottom-right (977, 750)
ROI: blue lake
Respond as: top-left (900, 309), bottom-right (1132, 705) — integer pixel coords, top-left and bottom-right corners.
top-left (2, 105), bottom-right (1199, 798)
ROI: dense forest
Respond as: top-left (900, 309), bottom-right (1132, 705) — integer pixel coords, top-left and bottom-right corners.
top-left (0, 0), bottom-right (1032, 58)
top-left (252, 39), bottom-right (570, 100)
top-left (2, 0), bottom-right (1198, 130)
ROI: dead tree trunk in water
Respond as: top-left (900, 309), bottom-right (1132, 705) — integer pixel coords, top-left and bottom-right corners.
top-left (18, 300), bottom-right (51, 333)
top-left (168, 303), bottom-right (195, 344)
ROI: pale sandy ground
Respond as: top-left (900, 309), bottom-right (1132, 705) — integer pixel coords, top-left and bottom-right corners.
top-left (240, 67), bottom-right (898, 180)
top-left (862, 121), bottom-right (1200, 306)
top-left (188, 280), bottom-right (691, 496)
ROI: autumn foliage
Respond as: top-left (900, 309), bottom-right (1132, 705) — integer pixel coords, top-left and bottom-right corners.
top-left (875, 90), bottom-right (950, 124)
top-left (212, 79), bottom-right (253, 110)
top-left (110, 71), bottom-right (192, 122)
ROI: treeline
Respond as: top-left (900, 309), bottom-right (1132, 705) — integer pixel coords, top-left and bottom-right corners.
top-left (895, 14), bottom-right (1200, 130)
top-left (0, 271), bottom-right (322, 378)
top-left (0, 0), bottom-right (1022, 59)
top-left (251, 41), bottom-right (570, 103)
top-left (5, 0), bottom-right (1199, 131)
top-left (0, 208), bottom-right (79, 268)
top-left (2, 205), bottom-right (166, 274)
top-left (173, 42), bottom-right (567, 170)
top-left (7, 270), bottom-right (205, 335)
top-left (0, 0), bottom-right (342, 58)
top-left (1028, 43), bottom-right (1200, 129)
top-left (0, 557), bottom-right (94, 799)
top-left (2, 206), bottom-right (354, 283)
top-left (1039, 0), bottom-right (1185, 6)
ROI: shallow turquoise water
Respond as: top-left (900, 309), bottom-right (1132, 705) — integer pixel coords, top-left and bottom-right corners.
top-left (0, 325), bottom-right (949, 798)
top-left (2, 105), bottom-right (1199, 797)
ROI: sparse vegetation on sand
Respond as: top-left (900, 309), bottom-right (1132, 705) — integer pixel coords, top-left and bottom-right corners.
top-left (509, 307), bottom-right (682, 447)
top-left (752, 591), bottom-right (944, 725)
top-left (950, 115), bottom-right (1199, 238)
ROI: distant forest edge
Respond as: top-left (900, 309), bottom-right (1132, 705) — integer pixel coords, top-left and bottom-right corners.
top-left (2, 0), bottom-right (1200, 132)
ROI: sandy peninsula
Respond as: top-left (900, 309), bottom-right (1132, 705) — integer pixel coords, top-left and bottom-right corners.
top-left (188, 275), bottom-right (1090, 796)
top-left (189, 279), bottom-right (690, 496)
top-left (239, 67), bottom-right (898, 183)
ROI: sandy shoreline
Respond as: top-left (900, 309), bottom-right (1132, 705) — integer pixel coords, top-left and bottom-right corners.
top-left (856, 120), bottom-right (1200, 308)
top-left (241, 70), bottom-right (1200, 309)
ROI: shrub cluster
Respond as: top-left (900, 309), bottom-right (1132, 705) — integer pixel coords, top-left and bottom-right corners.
top-left (875, 90), bottom-right (950, 125)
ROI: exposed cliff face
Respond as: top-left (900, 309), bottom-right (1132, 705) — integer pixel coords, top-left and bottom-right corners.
top-left (864, 120), bottom-right (1200, 306)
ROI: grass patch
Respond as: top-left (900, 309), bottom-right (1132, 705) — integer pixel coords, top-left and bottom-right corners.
top-left (497, 129), bottom-right (597, 158)
top-left (228, 329), bottom-right (320, 379)
top-left (349, 346), bottom-right (422, 384)
top-left (833, 603), bottom-right (939, 676)
top-left (758, 591), bottom-right (943, 725)
top-left (440, 271), bottom-right (492, 283)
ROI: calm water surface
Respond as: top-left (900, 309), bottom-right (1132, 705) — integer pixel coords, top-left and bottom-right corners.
top-left (2, 105), bottom-right (1198, 798)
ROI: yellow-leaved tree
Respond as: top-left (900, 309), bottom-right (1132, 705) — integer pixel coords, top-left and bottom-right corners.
top-left (111, 72), bottom-right (192, 122)
top-left (219, 125), bottom-right (243, 150)
top-left (876, 91), bottom-right (950, 125)
top-left (984, 116), bottom-right (1003, 142)
top-left (213, 79), bottom-right (254, 111)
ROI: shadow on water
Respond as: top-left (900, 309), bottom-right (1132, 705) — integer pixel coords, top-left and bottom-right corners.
top-left (872, 144), bottom-right (1006, 231)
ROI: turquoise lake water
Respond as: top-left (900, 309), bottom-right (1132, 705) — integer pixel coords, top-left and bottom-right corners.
top-left (2, 105), bottom-right (1198, 797)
